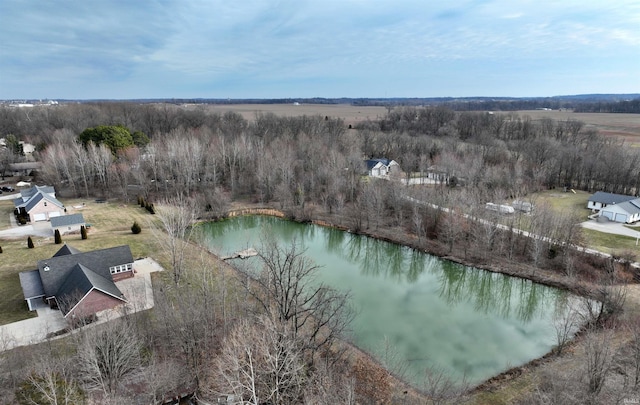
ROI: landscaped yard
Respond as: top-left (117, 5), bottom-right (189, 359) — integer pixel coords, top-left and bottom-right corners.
top-left (0, 198), bottom-right (161, 325)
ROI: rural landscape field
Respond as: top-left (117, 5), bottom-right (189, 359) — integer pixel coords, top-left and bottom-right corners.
top-left (2, 0), bottom-right (640, 404)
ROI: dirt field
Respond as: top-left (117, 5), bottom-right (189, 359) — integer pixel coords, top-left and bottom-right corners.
top-left (200, 103), bottom-right (388, 126)
top-left (515, 110), bottom-right (640, 146)
top-left (194, 104), bottom-right (640, 144)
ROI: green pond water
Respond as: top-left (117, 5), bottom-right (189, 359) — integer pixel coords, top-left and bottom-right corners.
top-left (197, 215), bottom-right (575, 388)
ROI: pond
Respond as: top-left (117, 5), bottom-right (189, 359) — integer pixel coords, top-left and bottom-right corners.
top-left (197, 215), bottom-right (577, 388)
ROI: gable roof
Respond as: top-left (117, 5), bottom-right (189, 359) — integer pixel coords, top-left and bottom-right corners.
top-left (57, 263), bottom-right (125, 315)
top-left (37, 245), bottom-right (133, 298)
top-left (51, 213), bottom-right (85, 228)
top-left (604, 198), bottom-right (640, 216)
top-left (53, 244), bottom-right (82, 257)
top-left (589, 191), bottom-right (636, 205)
top-left (19, 270), bottom-right (45, 300)
top-left (365, 158), bottom-right (397, 170)
top-left (20, 185), bottom-right (55, 201)
top-left (14, 185), bottom-right (64, 211)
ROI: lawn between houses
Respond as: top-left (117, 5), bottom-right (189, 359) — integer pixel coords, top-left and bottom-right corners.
top-left (0, 198), bottom-right (161, 325)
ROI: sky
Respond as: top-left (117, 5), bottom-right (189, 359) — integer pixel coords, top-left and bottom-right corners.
top-left (1, 0), bottom-right (639, 100)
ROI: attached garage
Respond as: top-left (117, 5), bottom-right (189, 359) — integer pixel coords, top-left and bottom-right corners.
top-left (615, 213), bottom-right (628, 223)
top-left (33, 213), bottom-right (47, 222)
top-left (49, 211), bottom-right (61, 218)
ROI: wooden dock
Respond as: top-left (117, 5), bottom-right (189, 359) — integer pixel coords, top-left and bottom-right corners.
top-left (221, 247), bottom-right (258, 260)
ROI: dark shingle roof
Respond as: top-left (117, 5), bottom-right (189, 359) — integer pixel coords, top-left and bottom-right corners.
top-left (20, 185), bottom-right (55, 200)
top-left (589, 191), bottom-right (635, 205)
top-left (53, 244), bottom-right (82, 257)
top-left (57, 263), bottom-right (124, 315)
top-left (19, 270), bottom-right (45, 299)
top-left (51, 213), bottom-right (85, 228)
top-left (38, 245), bottom-right (133, 298)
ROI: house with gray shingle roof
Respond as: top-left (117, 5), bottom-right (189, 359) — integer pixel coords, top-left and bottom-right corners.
top-left (587, 191), bottom-right (636, 211)
top-left (18, 244), bottom-right (134, 318)
top-left (51, 213), bottom-right (85, 235)
top-left (14, 185), bottom-right (64, 222)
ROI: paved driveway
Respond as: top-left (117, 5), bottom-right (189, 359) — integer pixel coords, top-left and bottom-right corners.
top-left (0, 258), bottom-right (163, 351)
top-left (581, 219), bottom-right (640, 241)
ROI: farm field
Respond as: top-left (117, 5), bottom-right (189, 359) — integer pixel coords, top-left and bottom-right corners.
top-left (187, 104), bottom-right (640, 145)
top-left (515, 109), bottom-right (640, 146)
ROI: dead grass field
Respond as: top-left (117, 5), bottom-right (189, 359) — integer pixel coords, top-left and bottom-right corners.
top-left (200, 103), bottom-right (388, 126)
top-left (515, 109), bottom-right (640, 146)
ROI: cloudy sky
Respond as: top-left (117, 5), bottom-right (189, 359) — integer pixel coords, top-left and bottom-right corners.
top-left (1, 0), bottom-right (639, 99)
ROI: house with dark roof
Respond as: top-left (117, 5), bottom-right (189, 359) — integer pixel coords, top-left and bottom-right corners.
top-left (365, 158), bottom-right (401, 178)
top-left (587, 191), bottom-right (636, 212)
top-left (51, 213), bottom-right (85, 235)
top-left (14, 185), bottom-right (64, 222)
top-left (18, 245), bottom-right (134, 318)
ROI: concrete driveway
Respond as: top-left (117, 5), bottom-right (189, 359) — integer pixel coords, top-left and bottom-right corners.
top-left (0, 258), bottom-right (163, 351)
top-left (581, 219), bottom-right (640, 242)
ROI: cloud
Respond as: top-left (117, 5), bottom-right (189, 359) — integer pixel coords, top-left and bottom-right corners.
top-left (1, 0), bottom-right (638, 98)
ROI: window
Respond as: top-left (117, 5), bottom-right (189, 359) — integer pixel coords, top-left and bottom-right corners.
top-left (109, 263), bottom-right (133, 274)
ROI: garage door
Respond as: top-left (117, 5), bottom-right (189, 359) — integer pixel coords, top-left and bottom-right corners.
top-left (601, 211), bottom-right (614, 220)
top-left (33, 213), bottom-right (46, 221)
top-left (615, 213), bottom-right (628, 223)
top-left (49, 212), bottom-right (61, 218)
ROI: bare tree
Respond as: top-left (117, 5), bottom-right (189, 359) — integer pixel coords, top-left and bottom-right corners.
top-left (15, 356), bottom-right (85, 405)
top-left (584, 328), bottom-right (615, 396)
top-left (152, 195), bottom-right (199, 284)
top-left (213, 315), bottom-right (306, 405)
top-left (76, 319), bottom-right (142, 396)
top-left (246, 238), bottom-right (353, 364)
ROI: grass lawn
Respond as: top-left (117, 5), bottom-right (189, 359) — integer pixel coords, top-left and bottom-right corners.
top-left (581, 228), bottom-right (639, 256)
top-left (528, 189), bottom-right (591, 217)
top-left (0, 198), bottom-right (161, 325)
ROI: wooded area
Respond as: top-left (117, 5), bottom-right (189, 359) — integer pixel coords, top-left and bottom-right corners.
top-left (1, 102), bottom-right (639, 404)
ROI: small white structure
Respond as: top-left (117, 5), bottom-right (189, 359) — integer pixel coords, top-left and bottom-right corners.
top-left (512, 200), bottom-right (534, 213)
top-left (485, 203), bottom-right (515, 214)
top-left (51, 213), bottom-right (85, 235)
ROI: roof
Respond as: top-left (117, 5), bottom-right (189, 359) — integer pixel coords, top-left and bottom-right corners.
top-left (56, 263), bottom-right (125, 315)
top-left (37, 245), bottom-right (133, 298)
top-left (604, 199), bottom-right (640, 216)
top-left (20, 185), bottom-right (55, 200)
top-left (19, 270), bottom-right (45, 299)
top-left (589, 191), bottom-right (636, 205)
top-left (365, 158), bottom-right (395, 170)
top-left (52, 244), bottom-right (82, 257)
top-left (51, 213), bottom-right (85, 228)
top-left (14, 185), bottom-right (63, 211)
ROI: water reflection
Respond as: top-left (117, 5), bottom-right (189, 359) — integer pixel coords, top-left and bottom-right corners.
top-left (198, 216), bottom-right (575, 386)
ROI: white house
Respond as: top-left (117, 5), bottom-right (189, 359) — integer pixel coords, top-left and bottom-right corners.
top-left (365, 158), bottom-right (401, 178)
top-left (587, 191), bottom-right (635, 211)
top-left (51, 213), bottom-right (85, 235)
top-left (599, 199), bottom-right (640, 224)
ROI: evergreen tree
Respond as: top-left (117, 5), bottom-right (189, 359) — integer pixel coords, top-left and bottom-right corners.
top-left (131, 221), bottom-right (142, 234)
top-left (80, 226), bottom-right (88, 240)
top-left (27, 236), bottom-right (34, 249)
top-left (54, 229), bottom-right (62, 244)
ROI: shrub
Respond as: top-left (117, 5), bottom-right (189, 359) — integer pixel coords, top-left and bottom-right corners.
top-left (131, 221), bottom-right (142, 234)
top-left (54, 229), bottom-right (62, 244)
top-left (0, 246), bottom-right (3, 253)
top-left (80, 226), bottom-right (87, 240)
top-left (27, 236), bottom-right (34, 249)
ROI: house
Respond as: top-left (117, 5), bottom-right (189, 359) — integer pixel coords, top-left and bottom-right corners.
top-left (18, 245), bottom-right (134, 318)
top-left (587, 191), bottom-right (635, 212)
top-left (365, 158), bottom-right (401, 178)
top-left (599, 199), bottom-right (640, 224)
top-left (8, 162), bottom-right (42, 176)
top-left (51, 213), bottom-right (85, 235)
top-left (14, 185), bottom-right (64, 222)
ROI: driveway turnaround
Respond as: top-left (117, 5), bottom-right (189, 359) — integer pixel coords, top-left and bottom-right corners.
top-left (0, 257), bottom-right (163, 352)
